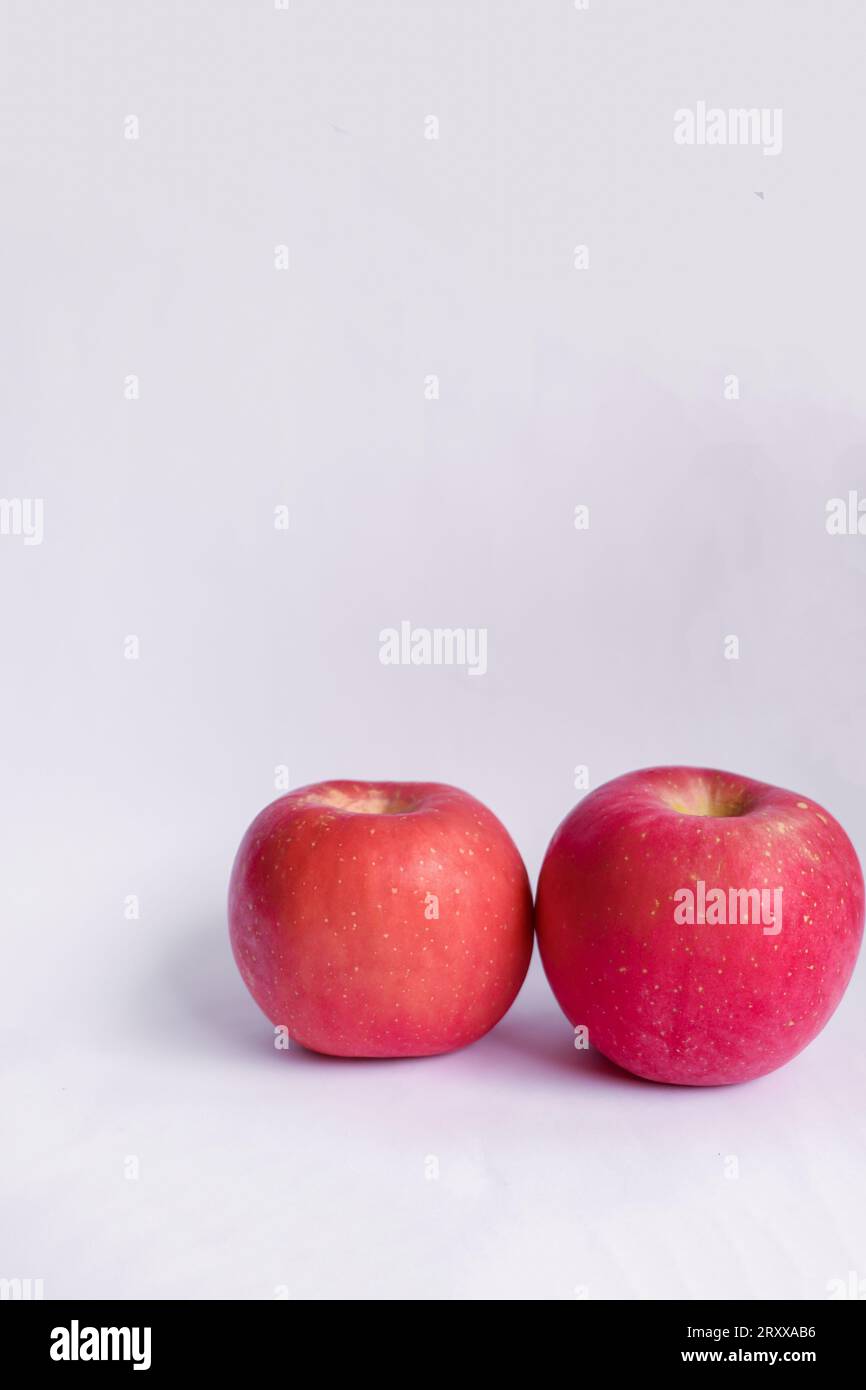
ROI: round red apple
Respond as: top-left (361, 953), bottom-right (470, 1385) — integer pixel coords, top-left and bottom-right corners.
top-left (536, 766), bottom-right (864, 1085)
top-left (228, 780), bottom-right (533, 1057)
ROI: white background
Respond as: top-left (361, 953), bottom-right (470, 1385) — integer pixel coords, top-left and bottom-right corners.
top-left (2, 1), bottom-right (866, 1300)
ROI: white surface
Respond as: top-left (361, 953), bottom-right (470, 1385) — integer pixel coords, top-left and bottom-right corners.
top-left (2, 1), bottom-right (866, 1300)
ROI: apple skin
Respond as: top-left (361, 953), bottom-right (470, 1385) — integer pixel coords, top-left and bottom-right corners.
top-left (536, 767), bottom-right (864, 1086)
top-left (228, 780), bottom-right (533, 1058)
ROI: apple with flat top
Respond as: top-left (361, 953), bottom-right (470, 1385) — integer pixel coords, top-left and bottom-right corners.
top-left (536, 766), bottom-right (864, 1085)
top-left (229, 780), bottom-right (533, 1057)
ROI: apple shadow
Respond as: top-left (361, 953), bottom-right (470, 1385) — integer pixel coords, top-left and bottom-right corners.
top-left (478, 1005), bottom-right (650, 1089)
top-left (137, 915), bottom-right (268, 1061)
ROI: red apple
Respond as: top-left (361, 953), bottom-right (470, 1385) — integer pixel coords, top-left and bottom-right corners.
top-left (229, 780), bottom-right (533, 1057)
top-left (536, 767), bottom-right (864, 1085)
